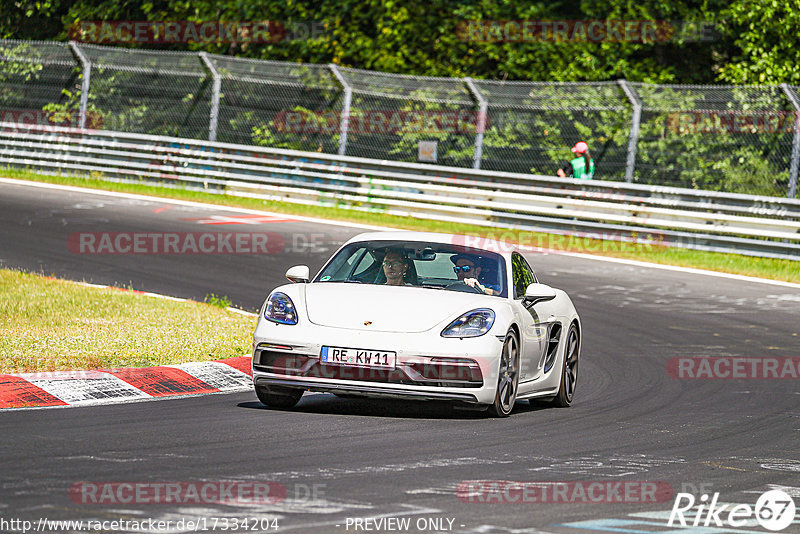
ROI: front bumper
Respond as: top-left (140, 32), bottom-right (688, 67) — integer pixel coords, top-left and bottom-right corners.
top-left (253, 377), bottom-right (482, 403)
top-left (251, 319), bottom-right (504, 405)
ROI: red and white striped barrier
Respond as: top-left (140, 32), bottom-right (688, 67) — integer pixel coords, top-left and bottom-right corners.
top-left (0, 357), bottom-right (253, 409)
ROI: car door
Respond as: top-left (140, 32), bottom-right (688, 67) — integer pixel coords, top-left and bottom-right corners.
top-left (510, 252), bottom-right (548, 385)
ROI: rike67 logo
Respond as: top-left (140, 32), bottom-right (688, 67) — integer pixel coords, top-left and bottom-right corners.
top-left (668, 490), bottom-right (796, 531)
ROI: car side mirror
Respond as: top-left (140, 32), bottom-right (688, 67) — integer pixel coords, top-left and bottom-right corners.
top-left (523, 283), bottom-right (556, 307)
top-left (286, 265), bottom-right (310, 283)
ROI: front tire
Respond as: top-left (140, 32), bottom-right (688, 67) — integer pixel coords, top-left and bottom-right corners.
top-left (255, 385), bottom-right (303, 409)
top-left (488, 330), bottom-right (520, 417)
top-left (551, 323), bottom-right (579, 407)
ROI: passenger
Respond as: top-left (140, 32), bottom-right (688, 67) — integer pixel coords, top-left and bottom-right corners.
top-left (451, 254), bottom-right (499, 295)
top-left (382, 249), bottom-right (414, 286)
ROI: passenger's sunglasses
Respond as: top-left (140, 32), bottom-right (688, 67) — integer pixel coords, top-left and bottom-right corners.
top-left (453, 265), bottom-right (474, 273)
top-left (383, 260), bottom-right (406, 269)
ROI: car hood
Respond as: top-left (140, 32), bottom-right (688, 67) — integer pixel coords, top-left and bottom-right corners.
top-left (304, 283), bottom-right (491, 333)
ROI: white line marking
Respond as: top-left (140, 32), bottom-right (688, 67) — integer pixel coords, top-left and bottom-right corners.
top-left (521, 245), bottom-right (800, 289)
top-left (3, 176), bottom-right (798, 288)
top-left (0, 177), bottom-right (392, 231)
top-left (74, 280), bottom-right (256, 315)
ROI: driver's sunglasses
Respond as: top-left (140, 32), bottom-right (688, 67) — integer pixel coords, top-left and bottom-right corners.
top-left (453, 265), bottom-right (474, 273)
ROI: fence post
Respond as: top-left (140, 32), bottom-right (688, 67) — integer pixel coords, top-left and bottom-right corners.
top-left (199, 52), bottom-right (221, 142)
top-left (68, 41), bottom-right (91, 129)
top-left (464, 77), bottom-right (487, 170)
top-left (618, 79), bottom-right (642, 183)
top-left (328, 64), bottom-right (352, 156)
top-left (781, 83), bottom-right (799, 199)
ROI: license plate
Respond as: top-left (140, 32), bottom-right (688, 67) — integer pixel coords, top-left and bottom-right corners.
top-left (320, 346), bottom-right (396, 369)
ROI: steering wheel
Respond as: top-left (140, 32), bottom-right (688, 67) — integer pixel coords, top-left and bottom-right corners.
top-left (444, 281), bottom-right (483, 294)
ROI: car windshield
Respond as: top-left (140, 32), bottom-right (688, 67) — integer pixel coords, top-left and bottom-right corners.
top-left (314, 240), bottom-right (507, 297)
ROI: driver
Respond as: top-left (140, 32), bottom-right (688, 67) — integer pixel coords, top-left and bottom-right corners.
top-left (382, 249), bottom-right (414, 286)
top-left (451, 254), bottom-right (499, 295)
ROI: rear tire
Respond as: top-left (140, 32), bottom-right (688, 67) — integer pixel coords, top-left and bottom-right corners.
top-left (551, 323), bottom-right (579, 407)
top-left (255, 385), bottom-right (303, 409)
top-left (488, 330), bottom-right (520, 417)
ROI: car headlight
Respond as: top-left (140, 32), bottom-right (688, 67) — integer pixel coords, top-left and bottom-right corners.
top-left (441, 309), bottom-right (495, 338)
top-left (264, 292), bottom-right (298, 325)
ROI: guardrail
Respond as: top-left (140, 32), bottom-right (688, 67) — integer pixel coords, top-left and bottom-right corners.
top-left (1, 122), bottom-right (799, 260)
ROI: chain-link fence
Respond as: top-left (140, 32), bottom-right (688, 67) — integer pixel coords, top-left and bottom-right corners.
top-left (337, 67), bottom-right (477, 168)
top-left (1, 39), bottom-right (798, 198)
top-left (0, 40), bottom-right (81, 121)
top-left (210, 55), bottom-right (343, 153)
top-left (473, 80), bottom-right (631, 179)
top-left (79, 44), bottom-right (214, 138)
top-left (633, 83), bottom-right (796, 195)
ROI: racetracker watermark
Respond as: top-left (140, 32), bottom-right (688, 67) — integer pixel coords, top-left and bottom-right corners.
top-left (258, 353), bottom-right (485, 383)
top-left (450, 230), bottom-right (670, 254)
top-left (273, 110), bottom-right (489, 134)
top-left (667, 357), bottom-right (800, 379)
top-left (668, 490), bottom-right (796, 531)
top-left (456, 481), bottom-right (674, 503)
top-left (69, 481), bottom-right (324, 505)
top-left (667, 111), bottom-right (798, 135)
top-left (68, 21), bottom-right (326, 44)
top-left (456, 20), bottom-right (718, 43)
top-left (67, 232), bottom-right (328, 255)
top-left (70, 481), bottom-right (286, 505)
top-left (0, 109), bottom-right (103, 129)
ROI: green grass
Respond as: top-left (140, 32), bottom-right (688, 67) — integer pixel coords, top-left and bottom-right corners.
top-left (4, 168), bottom-right (799, 284)
top-left (0, 268), bottom-right (255, 373)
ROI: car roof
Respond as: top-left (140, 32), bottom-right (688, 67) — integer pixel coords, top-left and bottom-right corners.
top-left (344, 231), bottom-right (518, 259)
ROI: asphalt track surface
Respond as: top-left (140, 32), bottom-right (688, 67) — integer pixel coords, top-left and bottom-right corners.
top-left (1, 179), bottom-right (799, 534)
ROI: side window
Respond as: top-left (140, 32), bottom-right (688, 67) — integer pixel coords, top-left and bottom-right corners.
top-left (511, 252), bottom-right (535, 299)
top-left (352, 249), bottom-right (378, 277)
top-left (520, 255), bottom-right (538, 284)
top-left (320, 246), bottom-right (362, 280)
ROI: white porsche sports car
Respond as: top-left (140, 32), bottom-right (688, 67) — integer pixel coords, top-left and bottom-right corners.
top-left (251, 231), bottom-right (581, 417)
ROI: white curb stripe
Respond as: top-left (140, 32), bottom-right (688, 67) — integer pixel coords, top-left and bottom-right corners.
top-left (168, 361), bottom-right (253, 391)
top-left (26, 373), bottom-right (150, 405)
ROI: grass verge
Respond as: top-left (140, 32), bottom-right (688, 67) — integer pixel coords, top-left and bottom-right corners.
top-left (4, 168), bottom-right (799, 284)
top-left (0, 268), bottom-right (255, 373)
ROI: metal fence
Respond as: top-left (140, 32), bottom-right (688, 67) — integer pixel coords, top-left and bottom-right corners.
top-left (2, 122), bottom-right (799, 261)
top-left (1, 39), bottom-right (798, 198)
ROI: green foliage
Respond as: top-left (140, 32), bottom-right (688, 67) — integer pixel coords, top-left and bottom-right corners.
top-left (1, 0), bottom-right (66, 40)
top-left (204, 293), bottom-right (233, 309)
top-left (1, 0), bottom-right (791, 87)
top-left (717, 0), bottom-right (800, 84)
top-left (0, 0), bottom-right (738, 83)
top-left (251, 106), bottom-right (339, 152)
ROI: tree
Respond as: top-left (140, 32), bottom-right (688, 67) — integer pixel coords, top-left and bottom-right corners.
top-left (0, 0), bottom-right (738, 84)
top-left (717, 0), bottom-right (800, 84)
